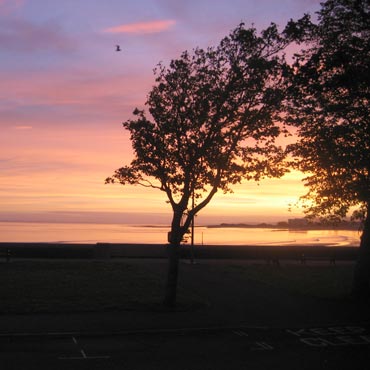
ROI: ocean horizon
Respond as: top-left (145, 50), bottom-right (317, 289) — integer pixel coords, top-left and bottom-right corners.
top-left (0, 221), bottom-right (361, 247)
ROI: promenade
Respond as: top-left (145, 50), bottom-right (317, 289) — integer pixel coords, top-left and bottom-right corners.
top-left (1, 249), bottom-right (369, 369)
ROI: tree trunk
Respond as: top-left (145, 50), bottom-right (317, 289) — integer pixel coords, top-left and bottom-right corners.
top-left (163, 241), bottom-right (180, 308)
top-left (352, 204), bottom-right (370, 300)
top-left (163, 210), bottom-right (183, 308)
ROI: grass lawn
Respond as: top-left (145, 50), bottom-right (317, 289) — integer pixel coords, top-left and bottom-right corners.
top-left (0, 260), bottom-right (166, 314)
top-left (225, 263), bottom-right (355, 299)
top-left (0, 259), bottom-right (356, 314)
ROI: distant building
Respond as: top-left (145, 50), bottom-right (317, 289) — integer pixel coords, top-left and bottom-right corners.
top-left (288, 218), bottom-right (309, 228)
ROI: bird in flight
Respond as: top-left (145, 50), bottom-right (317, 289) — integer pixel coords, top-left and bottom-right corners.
top-left (116, 45), bottom-right (121, 52)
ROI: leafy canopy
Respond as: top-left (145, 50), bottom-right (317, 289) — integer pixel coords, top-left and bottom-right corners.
top-left (286, 0), bottom-right (370, 220)
top-left (107, 23), bottom-right (289, 237)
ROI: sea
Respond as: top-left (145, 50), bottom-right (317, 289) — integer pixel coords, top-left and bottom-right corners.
top-left (0, 222), bottom-right (361, 247)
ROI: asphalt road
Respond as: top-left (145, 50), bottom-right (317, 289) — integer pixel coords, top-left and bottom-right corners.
top-left (2, 258), bottom-right (369, 369)
top-left (2, 324), bottom-right (370, 370)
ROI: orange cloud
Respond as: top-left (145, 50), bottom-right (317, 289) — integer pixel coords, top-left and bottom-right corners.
top-left (14, 125), bottom-right (32, 130)
top-left (103, 20), bottom-right (176, 34)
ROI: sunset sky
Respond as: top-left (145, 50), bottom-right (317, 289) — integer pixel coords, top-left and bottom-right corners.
top-left (0, 0), bottom-right (322, 226)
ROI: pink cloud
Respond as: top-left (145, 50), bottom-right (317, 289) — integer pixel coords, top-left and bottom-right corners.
top-left (14, 125), bottom-right (32, 130)
top-left (0, 18), bottom-right (76, 53)
top-left (0, 68), bottom-right (152, 126)
top-left (103, 20), bottom-right (176, 34)
top-left (0, 0), bottom-right (24, 14)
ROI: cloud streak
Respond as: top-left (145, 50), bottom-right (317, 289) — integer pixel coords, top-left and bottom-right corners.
top-left (0, 18), bottom-right (76, 53)
top-left (0, 68), bottom-right (152, 126)
top-left (14, 125), bottom-right (32, 130)
top-left (103, 20), bottom-right (176, 34)
top-left (0, 0), bottom-right (24, 15)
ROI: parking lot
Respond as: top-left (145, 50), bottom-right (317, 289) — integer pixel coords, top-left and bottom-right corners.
top-left (2, 324), bottom-right (370, 370)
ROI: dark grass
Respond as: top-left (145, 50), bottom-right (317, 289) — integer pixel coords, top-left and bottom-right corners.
top-left (0, 259), bottom-right (356, 314)
top-left (225, 263), bottom-right (354, 299)
top-left (0, 260), bottom-right (166, 314)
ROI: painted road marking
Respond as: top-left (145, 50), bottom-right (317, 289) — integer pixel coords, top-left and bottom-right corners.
top-left (300, 335), bottom-right (370, 347)
top-left (233, 330), bottom-right (249, 337)
top-left (252, 341), bottom-right (274, 351)
top-left (58, 336), bottom-right (110, 360)
top-left (286, 326), bottom-right (366, 337)
top-left (232, 329), bottom-right (275, 351)
top-left (286, 326), bottom-right (370, 348)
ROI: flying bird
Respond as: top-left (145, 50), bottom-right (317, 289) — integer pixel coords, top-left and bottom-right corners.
top-left (116, 45), bottom-right (121, 52)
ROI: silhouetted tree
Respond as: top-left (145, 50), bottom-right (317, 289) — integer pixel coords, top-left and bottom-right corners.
top-left (286, 0), bottom-right (370, 299)
top-left (106, 23), bottom-right (289, 307)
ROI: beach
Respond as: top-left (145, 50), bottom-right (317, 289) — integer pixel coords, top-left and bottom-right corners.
top-left (0, 222), bottom-right (361, 246)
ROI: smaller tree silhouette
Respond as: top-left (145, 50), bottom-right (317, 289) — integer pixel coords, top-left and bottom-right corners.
top-left (106, 23), bottom-right (288, 307)
top-left (286, 0), bottom-right (370, 298)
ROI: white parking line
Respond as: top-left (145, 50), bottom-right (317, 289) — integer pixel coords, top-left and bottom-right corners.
top-left (58, 336), bottom-right (110, 360)
top-left (233, 330), bottom-right (249, 337)
top-left (252, 341), bottom-right (274, 351)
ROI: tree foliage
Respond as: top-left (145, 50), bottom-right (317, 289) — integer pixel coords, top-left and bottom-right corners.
top-left (286, 0), bottom-right (370, 298)
top-left (107, 23), bottom-right (288, 243)
top-left (106, 23), bottom-right (290, 306)
top-left (286, 0), bottom-right (370, 222)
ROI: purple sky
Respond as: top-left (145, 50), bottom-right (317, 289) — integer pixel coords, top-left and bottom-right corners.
top-left (0, 0), bottom-right (321, 225)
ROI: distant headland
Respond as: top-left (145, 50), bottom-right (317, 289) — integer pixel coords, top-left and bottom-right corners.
top-left (206, 218), bottom-right (362, 231)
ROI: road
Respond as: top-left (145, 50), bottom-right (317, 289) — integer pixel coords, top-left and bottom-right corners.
top-left (2, 324), bottom-right (370, 370)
